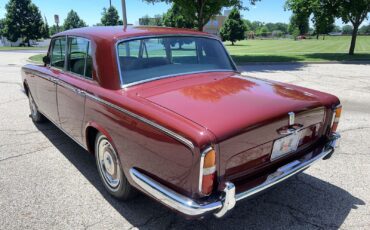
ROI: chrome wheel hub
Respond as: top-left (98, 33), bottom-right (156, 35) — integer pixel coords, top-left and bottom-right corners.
top-left (98, 139), bottom-right (121, 189)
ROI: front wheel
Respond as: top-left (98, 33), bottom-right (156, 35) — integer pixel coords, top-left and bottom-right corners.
top-left (28, 93), bottom-right (44, 123)
top-left (95, 133), bottom-right (136, 200)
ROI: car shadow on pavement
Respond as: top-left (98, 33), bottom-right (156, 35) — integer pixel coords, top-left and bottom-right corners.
top-left (35, 121), bottom-right (365, 230)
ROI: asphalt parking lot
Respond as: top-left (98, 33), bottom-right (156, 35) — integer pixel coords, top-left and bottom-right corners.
top-left (0, 51), bottom-right (369, 229)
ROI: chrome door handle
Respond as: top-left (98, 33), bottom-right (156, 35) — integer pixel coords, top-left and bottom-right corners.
top-left (75, 89), bottom-right (86, 96)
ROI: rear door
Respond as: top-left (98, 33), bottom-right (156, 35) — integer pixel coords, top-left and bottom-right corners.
top-left (57, 36), bottom-right (93, 143)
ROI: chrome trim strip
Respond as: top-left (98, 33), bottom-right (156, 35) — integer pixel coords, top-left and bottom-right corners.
top-left (24, 68), bottom-right (193, 150)
top-left (115, 34), bottom-right (238, 88)
top-left (121, 70), bottom-right (235, 88)
top-left (129, 133), bottom-right (340, 218)
top-left (85, 93), bottom-right (195, 150)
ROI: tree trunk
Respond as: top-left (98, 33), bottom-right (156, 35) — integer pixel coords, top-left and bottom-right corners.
top-left (231, 41), bottom-right (234, 46)
top-left (349, 24), bottom-right (359, 55)
top-left (316, 34), bottom-right (319, 40)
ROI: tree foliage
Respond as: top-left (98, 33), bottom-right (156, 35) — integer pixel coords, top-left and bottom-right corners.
top-left (2, 0), bottom-right (44, 46)
top-left (101, 6), bottom-right (120, 26)
top-left (42, 17), bottom-right (50, 38)
top-left (342, 25), bottom-right (353, 35)
top-left (63, 10), bottom-right (87, 30)
top-left (288, 13), bottom-right (309, 35)
top-left (285, 0), bottom-right (370, 54)
top-left (143, 0), bottom-right (260, 31)
top-left (359, 24), bottom-right (370, 35)
top-left (220, 8), bottom-right (246, 45)
top-left (0, 18), bottom-right (5, 37)
top-left (163, 3), bottom-right (195, 29)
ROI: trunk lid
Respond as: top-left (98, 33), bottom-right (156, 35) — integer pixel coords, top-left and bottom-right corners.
top-left (135, 72), bottom-right (338, 180)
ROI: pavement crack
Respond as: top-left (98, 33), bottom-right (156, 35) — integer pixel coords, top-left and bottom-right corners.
top-left (340, 126), bottom-right (370, 133)
top-left (0, 146), bottom-right (52, 162)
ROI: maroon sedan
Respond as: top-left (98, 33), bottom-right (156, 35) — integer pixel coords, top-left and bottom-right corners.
top-left (22, 26), bottom-right (341, 218)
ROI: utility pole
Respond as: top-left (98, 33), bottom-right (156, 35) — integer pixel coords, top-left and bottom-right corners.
top-left (109, 0), bottom-right (111, 7)
top-left (121, 0), bottom-right (127, 27)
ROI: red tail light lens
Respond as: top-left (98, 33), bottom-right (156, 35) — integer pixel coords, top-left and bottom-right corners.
top-left (200, 148), bottom-right (216, 195)
top-left (331, 106), bottom-right (342, 133)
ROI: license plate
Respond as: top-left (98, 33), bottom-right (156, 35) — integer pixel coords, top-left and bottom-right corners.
top-left (271, 132), bottom-right (302, 160)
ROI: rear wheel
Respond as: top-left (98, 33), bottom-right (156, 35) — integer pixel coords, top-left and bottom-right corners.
top-left (95, 133), bottom-right (136, 200)
top-left (28, 93), bottom-right (44, 123)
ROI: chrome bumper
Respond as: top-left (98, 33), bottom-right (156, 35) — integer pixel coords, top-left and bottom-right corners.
top-left (129, 133), bottom-right (340, 218)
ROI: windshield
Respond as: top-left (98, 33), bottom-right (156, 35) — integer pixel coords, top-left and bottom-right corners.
top-left (117, 36), bottom-right (235, 86)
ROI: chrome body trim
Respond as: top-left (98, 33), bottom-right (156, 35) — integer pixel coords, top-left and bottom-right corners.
top-left (129, 133), bottom-right (340, 218)
top-left (85, 93), bottom-right (195, 149)
top-left (115, 34), bottom-right (238, 88)
top-left (23, 67), bottom-right (194, 150)
top-left (121, 70), bottom-right (235, 88)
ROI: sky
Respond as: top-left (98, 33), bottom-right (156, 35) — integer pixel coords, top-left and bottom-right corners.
top-left (0, 0), bottom-right (368, 27)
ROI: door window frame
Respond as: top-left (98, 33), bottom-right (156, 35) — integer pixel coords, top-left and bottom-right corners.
top-left (66, 36), bottom-right (94, 80)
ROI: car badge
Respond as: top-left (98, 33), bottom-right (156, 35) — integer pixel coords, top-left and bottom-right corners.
top-left (288, 112), bottom-right (295, 126)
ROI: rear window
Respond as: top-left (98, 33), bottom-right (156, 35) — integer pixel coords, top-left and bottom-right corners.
top-left (117, 36), bottom-right (235, 86)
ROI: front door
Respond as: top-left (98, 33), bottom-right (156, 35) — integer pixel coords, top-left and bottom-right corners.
top-left (57, 36), bottom-right (93, 143)
top-left (36, 37), bottom-right (66, 123)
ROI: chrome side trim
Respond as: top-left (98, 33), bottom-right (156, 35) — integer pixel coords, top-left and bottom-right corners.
top-left (24, 68), bottom-right (194, 150)
top-left (85, 94), bottom-right (195, 150)
top-left (129, 133), bottom-right (340, 218)
top-left (121, 70), bottom-right (235, 88)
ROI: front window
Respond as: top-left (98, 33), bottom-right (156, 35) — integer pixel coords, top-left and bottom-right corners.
top-left (117, 36), bottom-right (235, 86)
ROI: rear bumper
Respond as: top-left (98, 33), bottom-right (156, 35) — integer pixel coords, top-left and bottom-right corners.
top-left (130, 133), bottom-right (340, 218)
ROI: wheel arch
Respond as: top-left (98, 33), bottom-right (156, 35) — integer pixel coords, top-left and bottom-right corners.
top-left (84, 121), bottom-right (115, 155)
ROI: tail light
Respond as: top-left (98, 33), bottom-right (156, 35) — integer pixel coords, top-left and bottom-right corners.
top-left (331, 105), bottom-right (342, 133)
top-left (199, 148), bottom-right (216, 195)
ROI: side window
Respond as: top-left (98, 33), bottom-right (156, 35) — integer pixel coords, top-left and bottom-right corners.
top-left (50, 37), bottom-right (66, 69)
top-left (67, 37), bottom-right (92, 78)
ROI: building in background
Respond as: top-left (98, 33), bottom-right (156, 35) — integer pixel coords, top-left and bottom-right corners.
top-left (203, 10), bottom-right (231, 36)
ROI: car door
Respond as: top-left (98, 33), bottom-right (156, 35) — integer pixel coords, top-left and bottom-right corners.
top-left (35, 37), bottom-right (66, 123)
top-left (57, 36), bottom-right (93, 143)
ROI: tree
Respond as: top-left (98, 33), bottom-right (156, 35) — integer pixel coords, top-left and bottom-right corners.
top-left (286, 0), bottom-right (370, 55)
top-left (163, 3), bottom-right (195, 29)
top-left (144, 0), bottom-right (260, 31)
top-left (359, 24), bottom-right (370, 35)
top-left (288, 13), bottom-right (309, 35)
top-left (63, 10), bottom-right (87, 30)
top-left (42, 17), bottom-right (50, 38)
top-left (2, 0), bottom-right (44, 46)
top-left (139, 15), bottom-right (151, 25)
top-left (335, 0), bottom-right (370, 55)
top-left (342, 25), bottom-right (353, 35)
top-left (101, 6), bottom-right (120, 26)
top-left (50, 25), bottom-right (64, 36)
top-left (0, 18), bottom-right (4, 37)
top-left (220, 8), bottom-right (246, 45)
top-left (153, 14), bottom-right (163, 26)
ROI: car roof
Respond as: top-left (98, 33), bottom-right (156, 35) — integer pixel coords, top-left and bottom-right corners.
top-left (54, 26), bottom-right (217, 41)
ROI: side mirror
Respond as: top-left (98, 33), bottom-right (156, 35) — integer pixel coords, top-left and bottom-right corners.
top-left (42, 56), bottom-right (50, 66)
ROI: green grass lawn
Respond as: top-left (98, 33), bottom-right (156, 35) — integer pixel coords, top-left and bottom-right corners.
top-left (28, 54), bottom-right (44, 63)
top-left (225, 36), bottom-right (370, 63)
top-left (0, 46), bottom-right (47, 51)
